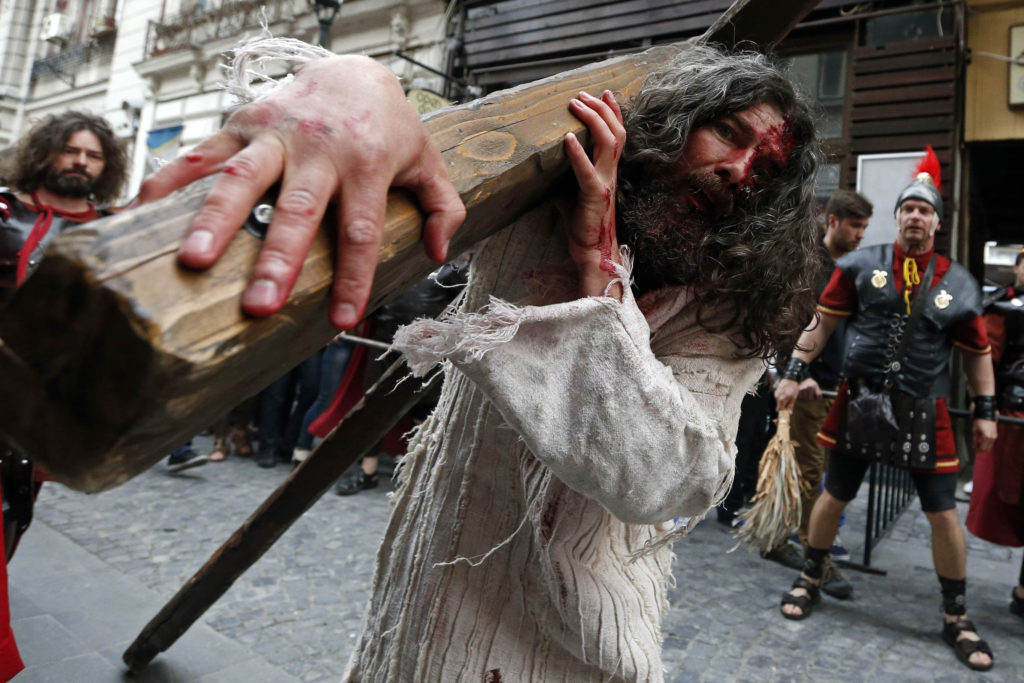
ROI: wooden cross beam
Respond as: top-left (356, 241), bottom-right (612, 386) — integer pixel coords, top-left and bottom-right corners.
top-left (0, 0), bottom-right (821, 494)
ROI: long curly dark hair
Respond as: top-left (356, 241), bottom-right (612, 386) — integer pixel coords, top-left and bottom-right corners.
top-left (618, 44), bottom-right (822, 359)
top-left (6, 111), bottom-right (127, 205)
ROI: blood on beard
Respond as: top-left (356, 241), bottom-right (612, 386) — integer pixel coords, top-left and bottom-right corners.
top-left (617, 171), bottom-right (732, 291)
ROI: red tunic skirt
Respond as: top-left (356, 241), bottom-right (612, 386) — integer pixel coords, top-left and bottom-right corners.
top-left (966, 416), bottom-right (1024, 548)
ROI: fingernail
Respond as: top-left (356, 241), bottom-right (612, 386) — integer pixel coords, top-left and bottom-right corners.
top-left (244, 278), bottom-right (279, 310)
top-left (332, 302), bottom-right (357, 328)
top-left (181, 229), bottom-right (213, 254)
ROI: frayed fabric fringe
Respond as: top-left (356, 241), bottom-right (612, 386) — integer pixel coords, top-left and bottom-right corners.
top-left (392, 245), bottom-right (635, 377)
top-left (223, 25), bottom-right (333, 103)
top-left (392, 297), bottom-right (525, 377)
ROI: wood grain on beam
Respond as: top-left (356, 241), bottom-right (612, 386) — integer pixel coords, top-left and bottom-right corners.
top-left (0, 0), bottom-right (815, 493)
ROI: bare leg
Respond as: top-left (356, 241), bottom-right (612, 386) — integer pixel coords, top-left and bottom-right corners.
top-left (807, 489), bottom-right (847, 550)
top-left (926, 508), bottom-right (966, 579)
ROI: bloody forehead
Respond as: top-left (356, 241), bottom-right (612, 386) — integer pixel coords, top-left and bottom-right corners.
top-left (739, 116), bottom-right (795, 190)
top-left (758, 119), bottom-right (795, 164)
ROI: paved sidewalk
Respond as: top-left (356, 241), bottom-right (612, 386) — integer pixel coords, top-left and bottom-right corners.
top-left (8, 437), bottom-right (1024, 681)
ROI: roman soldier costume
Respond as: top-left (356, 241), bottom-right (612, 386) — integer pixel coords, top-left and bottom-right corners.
top-left (813, 155), bottom-right (990, 472)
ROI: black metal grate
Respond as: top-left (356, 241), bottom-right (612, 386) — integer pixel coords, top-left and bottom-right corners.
top-left (861, 461), bottom-right (917, 567)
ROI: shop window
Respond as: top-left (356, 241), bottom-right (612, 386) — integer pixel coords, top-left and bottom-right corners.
top-left (862, 7), bottom-right (954, 47)
top-left (815, 161), bottom-right (841, 207)
top-left (786, 50), bottom-right (847, 140)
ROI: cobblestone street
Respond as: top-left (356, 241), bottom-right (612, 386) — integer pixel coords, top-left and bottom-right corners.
top-left (9, 434), bottom-right (1024, 681)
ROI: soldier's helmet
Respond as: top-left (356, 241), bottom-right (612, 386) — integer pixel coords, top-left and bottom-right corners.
top-left (894, 145), bottom-right (942, 223)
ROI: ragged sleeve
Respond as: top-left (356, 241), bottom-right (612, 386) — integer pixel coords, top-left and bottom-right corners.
top-left (392, 283), bottom-right (762, 525)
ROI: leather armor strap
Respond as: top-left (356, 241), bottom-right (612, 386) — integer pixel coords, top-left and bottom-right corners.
top-left (781, 356), bottom-right (810, 382)
top-left (972, 395), bottom-right (997, 421)
top-left (883, 254), bottom-right (936, 391)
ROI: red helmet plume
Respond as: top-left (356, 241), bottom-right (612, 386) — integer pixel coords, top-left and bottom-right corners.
top-left (914, 144), bottom-right (942, 192)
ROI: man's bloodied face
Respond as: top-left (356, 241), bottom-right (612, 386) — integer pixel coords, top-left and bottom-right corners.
top-left (43, 129), bottom-right (106, 199)
top-left (618, 101), bottom-right (791, 288)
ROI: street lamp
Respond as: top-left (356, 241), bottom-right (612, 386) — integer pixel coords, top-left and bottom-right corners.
top-left (311, 0), bottom-right (342, 48)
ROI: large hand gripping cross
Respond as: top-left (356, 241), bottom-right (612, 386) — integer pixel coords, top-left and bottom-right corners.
top-left (0, 0), bottom-right (819, 670)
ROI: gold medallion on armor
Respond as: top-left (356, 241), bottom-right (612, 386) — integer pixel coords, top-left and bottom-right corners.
top-left (934, 289), bottom-right (952, 309)
top-left (871, 269), bottom-right (887, 288)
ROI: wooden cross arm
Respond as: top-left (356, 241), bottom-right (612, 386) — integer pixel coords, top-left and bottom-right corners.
top-left (0, 44), bottom-right (682, 493)
top-left (0, 0), bottom-right (821, 493)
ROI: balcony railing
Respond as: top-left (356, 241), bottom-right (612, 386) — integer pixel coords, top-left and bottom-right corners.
top-left (145, 0), bottom-right (305, 59)
top-left (31, 34), bottom-right (117, 86)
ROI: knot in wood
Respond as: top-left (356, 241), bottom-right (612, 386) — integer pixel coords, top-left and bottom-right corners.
top-left (462, 131), bottom-right (517, 162)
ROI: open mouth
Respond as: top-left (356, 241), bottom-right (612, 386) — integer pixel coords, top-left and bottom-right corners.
top-left (684, 189), bottom-right (710, 214)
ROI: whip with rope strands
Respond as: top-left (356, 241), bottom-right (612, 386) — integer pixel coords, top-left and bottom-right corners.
top-left (734, 409), bottom-right (809, 553)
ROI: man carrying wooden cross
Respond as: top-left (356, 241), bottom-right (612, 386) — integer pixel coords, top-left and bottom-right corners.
top-left (140, 43), bottom-right (820, 680)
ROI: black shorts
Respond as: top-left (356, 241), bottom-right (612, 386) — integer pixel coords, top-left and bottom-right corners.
top-left (824, 448), bottom-right (958, 512)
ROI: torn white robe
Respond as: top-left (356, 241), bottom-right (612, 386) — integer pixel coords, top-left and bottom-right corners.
top-left (344, 203), bottom-right (764, 682)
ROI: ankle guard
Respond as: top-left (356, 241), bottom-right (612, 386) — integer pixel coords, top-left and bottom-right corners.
top-left (938, 575), bottom-right (967, 616)
top-left (802, 546), bottom-right (829, 579)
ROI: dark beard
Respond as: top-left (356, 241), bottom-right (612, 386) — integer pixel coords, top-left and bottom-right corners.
top-left (43, 167), bottom-right (94, 199)
top-left (617, 172), bottom-right (732, 292)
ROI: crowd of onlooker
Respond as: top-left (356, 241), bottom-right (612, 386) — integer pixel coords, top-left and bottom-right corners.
top-left (166, 259), bottom-right (470, 497)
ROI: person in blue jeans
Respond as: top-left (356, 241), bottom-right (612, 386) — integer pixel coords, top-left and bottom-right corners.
top-left (290, 339), bottom-right (355, 466)
top-left (166, 441), bottom-right (208, 473)
top-left (256, 353), bottom-right (323, 468)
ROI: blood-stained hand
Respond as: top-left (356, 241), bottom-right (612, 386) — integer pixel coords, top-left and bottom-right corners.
top-left (137, 55), bottom-right (465, 330)
top-left (972, 418), bottom-right (997, 453)
top-left (563, 90), bottom-right (625, 300)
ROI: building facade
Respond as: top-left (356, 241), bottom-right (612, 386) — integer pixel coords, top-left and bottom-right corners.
top-left (0, 0), bottom-right (1020, 273)
top-left (0, 0), bottom-right (455, 196)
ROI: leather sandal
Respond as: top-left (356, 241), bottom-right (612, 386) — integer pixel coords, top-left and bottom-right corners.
top-left (942, 618), bottom-right (994, 672)
top-left (335, 470), bottom-right (379, 496)
top-left (207, 436), bottom-right (228, 462)
top-left (230, 426), bottom-right (254, 457)
top-left (780, 576), bottom-right (820, 621)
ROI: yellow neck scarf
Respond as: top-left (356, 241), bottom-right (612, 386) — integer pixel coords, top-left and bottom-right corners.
top-left (902, 256), bottom-right (920, 314)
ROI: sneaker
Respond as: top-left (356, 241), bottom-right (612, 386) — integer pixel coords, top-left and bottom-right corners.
top-left (761, 543), bottom-right (804, 571)
top-left (167, 449), bottom-right (208, 473)
top-left (821, 562), bottom-right (854, 600)
top-left (829, 535), bottom-right (851, 561)
top-left (291, 447), bottom-right (311, 467)
top-left (335, 470), bottom-right (379, 496)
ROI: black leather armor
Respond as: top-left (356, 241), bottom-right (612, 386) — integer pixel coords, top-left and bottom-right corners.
top-left (0, 188), bottom-right (93, 303)
top-left (838, 244), bottom-right (982, 399)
